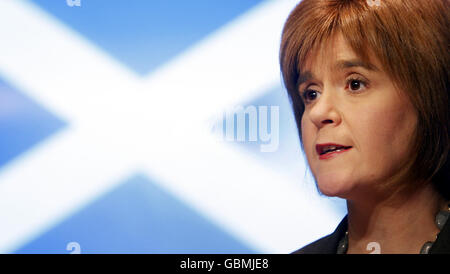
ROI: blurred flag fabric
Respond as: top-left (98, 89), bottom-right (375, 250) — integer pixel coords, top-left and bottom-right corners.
top-left (0, 0), bottom-right (346, 254)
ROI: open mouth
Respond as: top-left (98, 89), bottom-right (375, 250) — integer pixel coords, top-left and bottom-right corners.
top-left (316, 143), bottom-right (353, 156)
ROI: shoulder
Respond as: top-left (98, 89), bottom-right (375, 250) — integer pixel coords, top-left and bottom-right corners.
top-left (291, 233), bottom-right (340, 254)
top-left (291, 215), bottom-right (348, 254)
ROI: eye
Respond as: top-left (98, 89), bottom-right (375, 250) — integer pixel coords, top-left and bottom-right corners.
top-left (346, 76), bottom-right (368, 92)
top-left (301, 88), bottom-right (320, 104)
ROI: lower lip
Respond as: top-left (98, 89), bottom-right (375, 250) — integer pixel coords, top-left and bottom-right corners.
top-left (319, 148), bottom-right (352, 160)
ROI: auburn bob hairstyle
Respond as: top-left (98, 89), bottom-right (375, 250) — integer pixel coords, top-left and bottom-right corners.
top-left (280, 0), bottom-right (449, 198)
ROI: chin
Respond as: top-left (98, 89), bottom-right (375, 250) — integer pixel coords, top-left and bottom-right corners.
top-left (314, 172), bottom-right (354, 198)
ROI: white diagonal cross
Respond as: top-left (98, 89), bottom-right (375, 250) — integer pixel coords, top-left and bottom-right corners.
top-left (0, 0), bottom-right (344, 253)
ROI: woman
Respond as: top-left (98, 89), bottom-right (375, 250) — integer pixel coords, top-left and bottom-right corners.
top-left (280, 0), bottom-right (449, 254)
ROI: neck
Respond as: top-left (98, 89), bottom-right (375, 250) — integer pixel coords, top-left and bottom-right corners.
top-left (346, 183), bottom-right (445, 254)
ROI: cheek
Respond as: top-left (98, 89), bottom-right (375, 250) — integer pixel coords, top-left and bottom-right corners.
top-left (352, 100), bottom-right (417, 167)
top-left (301, 115), bottom-right (316, 158)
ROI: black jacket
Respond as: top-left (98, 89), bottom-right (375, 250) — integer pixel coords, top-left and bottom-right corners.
top-left (292, 215), bottom-right (450, 254)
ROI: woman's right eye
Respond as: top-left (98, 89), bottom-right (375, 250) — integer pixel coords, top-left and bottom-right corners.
top-left (301, 89), bottom-right (319, 104)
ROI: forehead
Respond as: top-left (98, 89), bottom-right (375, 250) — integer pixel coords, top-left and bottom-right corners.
top-left (298, 32), bottom-right (382, 85)
top-left (304, 32), bottom-right (380, 70)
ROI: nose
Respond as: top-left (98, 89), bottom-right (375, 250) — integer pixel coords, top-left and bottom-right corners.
top-left (307, 88), bottom-right (341, 129)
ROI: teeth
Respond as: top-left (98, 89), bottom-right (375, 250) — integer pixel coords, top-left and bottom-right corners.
top-left (322, 145), bottom-right (345, 155)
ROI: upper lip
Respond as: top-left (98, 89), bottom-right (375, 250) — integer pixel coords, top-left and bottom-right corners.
top-left (316, 143), bottom-right (352, 155)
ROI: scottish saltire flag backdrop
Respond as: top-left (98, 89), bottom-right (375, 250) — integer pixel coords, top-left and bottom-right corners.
top-left (0, 0), bottom-right (346, 254)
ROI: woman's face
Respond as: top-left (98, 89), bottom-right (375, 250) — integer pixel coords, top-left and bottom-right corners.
top-left (299, 32), bottom-right (418, 200)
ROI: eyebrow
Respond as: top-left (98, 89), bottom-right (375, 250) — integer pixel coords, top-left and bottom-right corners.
top-left (297, 58), bottom-right (379, 88)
